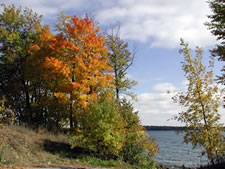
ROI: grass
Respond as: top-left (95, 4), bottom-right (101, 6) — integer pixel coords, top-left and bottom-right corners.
top-left (0, 125), bottom-right (133, 169)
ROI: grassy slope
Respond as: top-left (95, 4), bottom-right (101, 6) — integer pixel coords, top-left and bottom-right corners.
top-left (0, 125), bottom-right (132, 169)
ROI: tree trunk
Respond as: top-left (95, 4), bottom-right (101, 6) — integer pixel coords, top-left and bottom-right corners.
top-left (70, 92), bottom-right (73, 129)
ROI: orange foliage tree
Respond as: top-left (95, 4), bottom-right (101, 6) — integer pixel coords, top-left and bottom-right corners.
top-left (29, 15), bottom-right (113, 129)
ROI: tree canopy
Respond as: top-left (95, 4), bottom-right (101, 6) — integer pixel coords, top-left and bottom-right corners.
top-left (206, 0), bottom-right (225, 85)
top-left (173, 40), bottom-right (225, 163)
top-left (106, 30), bottom-right (137, 99)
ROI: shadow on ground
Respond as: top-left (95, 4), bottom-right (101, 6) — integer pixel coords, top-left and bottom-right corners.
top-left (43, 139), bottom-right (90, 159)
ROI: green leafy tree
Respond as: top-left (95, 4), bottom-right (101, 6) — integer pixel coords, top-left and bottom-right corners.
top-left (0, 4), bottom-right (42, 125)
top-left (206, 0), bottom-right (225, 85)
top-left (173, 40), bottom-right (225, 164)
top-left (106, 30), bottom-right (137, 99)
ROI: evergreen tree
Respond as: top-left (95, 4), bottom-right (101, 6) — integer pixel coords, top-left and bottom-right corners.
top-left (206, 0), bottom-right (225, 85)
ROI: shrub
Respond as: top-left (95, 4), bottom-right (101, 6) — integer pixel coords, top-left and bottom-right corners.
top-left (71, 94), bottom-right (126, 158)
top-left (71, 95), bottom-right (158, 168)
top-left (119, 99), bottom-right (158, 168)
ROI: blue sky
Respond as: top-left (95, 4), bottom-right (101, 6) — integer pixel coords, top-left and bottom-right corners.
top-left (3, 0), bottom-right (224, 126)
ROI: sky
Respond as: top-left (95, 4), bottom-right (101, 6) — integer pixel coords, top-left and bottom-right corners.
top-left (3, 0), bottom-right (225, 126)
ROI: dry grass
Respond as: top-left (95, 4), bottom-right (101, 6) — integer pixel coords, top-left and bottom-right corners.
top-left (0, 125), bottom-right (84, 168)
top-left (0, 125), bottom-right (130, 169)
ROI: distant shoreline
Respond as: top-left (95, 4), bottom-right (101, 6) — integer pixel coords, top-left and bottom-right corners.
top-left (144, 125), bottom-right (185, 131)
top-left (144, 126), bottom-right (225, 131)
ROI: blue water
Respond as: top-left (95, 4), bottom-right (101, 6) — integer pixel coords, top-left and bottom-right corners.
top-left (148, 130), bottom-right (209, 168)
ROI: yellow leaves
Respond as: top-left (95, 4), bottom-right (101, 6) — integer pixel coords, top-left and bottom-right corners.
top-left (39, 26), bottom-right (54, 42)
top-left (53, 92), bottom-right (69, 101)
top-left (27, 13), bottom-right (114, 132)
top-left (28, 44), bottom-right (40, 53)
top-left (53, 14), bottom-right (114, 108)
top-left (68, 42), bottom-right (79, 51)
top-left (79, 95), bottom-right (88, 108)
top-left (44, 57), bottom-right (70, 79)
top-left (175, 40), bottom-right (224, 162)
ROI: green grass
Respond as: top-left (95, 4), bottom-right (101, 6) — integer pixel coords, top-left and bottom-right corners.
top-left (0, 125), bottom-right (135, 169)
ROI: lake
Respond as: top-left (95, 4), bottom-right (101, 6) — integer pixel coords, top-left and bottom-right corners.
top-left (148, 130), bottom-right (209, 169)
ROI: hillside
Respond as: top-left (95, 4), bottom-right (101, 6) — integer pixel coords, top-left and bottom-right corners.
top-left (0, 125), bottom-right (132, 169)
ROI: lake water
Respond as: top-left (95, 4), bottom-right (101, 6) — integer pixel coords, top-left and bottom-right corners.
top-left (148, 130), bottom-right (209, 169)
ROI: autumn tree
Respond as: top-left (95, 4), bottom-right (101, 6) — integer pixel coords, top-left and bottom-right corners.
top-left (29, 15), bottom-right (113, 129)
top-left (61, 15), bottom-right (113, 128)
top-left (173, 40), bottom-right (225, 164)
top-left (0, 4), bottom-right (42, 126)
top-left (106, 29), bottom-right (137, 99)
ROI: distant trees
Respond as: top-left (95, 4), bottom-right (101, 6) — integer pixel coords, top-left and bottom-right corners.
top-left (173, 40), bottom-right (225, 164)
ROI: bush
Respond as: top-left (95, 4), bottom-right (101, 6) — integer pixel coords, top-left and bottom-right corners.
top-left (119, 99), bottom-right (158, 168)
top-left (71, 94), bottom-right (126, 158)
top-left (71, 95), bottom-right (158, 168)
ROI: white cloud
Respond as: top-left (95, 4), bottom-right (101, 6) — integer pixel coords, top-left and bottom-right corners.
top-left (4, 0), bottom-right (86, 21)
top-left (3, 0), bottom-right (216, 48)
top-left (96, 0), bottom-right (216, 48)
top-left (134, 91), bottom-right (182, 126)
top-left (134, 82), bottom-right (225, 126)
top-left (153, 82), bottom-right (176, 93)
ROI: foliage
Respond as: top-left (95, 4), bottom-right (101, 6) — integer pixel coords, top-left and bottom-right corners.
top-left (0, 98), bottom-right (14, 128)
top-left (106, 30), bottom-right (137, 99)
top-left (57, 14), bottom-right (113, 105)
top-left (206, 0), bottom-right (225, 86)
top-left (119, 99), bottom-right (158, 167)
top-left (29, 14), bottom-right (114, 129)
top-left (0, 4), bottom-right (158, 168)
top-left (173, 40), bottom-right (225, 164)
top-left (71, 93), bottom-right (126, 158)
top-left (207, 0), bottom-right (225, 62)
top-left (0, 4), bottom-right (113, 129)
top-left (71, 95), bottom-right (158, 168)
top-left (0, 3), bottom-right (42, 126)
